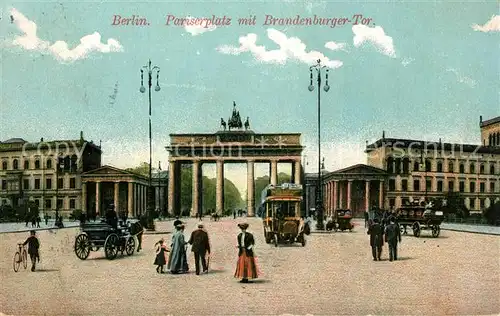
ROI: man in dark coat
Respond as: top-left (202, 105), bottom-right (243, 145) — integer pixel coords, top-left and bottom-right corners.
top-left (105, 207), bottom-right (118, 229)
top-left (187, 222), bottom-right (211, 275)
top-left (385, 216), bottom-right (402, 261)
top-left (23, 230), bottom-right (40, 271)
top-left (367, 218), bottom-right (384, 261)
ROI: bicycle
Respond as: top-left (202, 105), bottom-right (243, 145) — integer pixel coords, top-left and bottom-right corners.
top-left (13, 243), bottom-right (28, 272)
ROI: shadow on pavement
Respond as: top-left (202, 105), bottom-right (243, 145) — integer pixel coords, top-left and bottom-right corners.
top-left (248, 279), bottom-right (270, 284)
top-left (35, 269), bottom-right (59, 272)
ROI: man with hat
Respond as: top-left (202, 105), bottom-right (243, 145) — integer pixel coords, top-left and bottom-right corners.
top-left (384, 216), bottom-right (402, 261)
top-left (187, 222), bottom-right (211, 275)
top-left (234, 222), bottom-right (258, 283)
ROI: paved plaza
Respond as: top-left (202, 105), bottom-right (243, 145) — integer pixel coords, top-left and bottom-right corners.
top-left (0, 218), bottom-right (498, 315)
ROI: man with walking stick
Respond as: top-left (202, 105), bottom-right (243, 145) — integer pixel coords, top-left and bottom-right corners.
top-left (187, 222), bottom-right (211, 275)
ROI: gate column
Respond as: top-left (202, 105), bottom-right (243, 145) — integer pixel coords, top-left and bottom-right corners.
top-left (216, 160), bottom-right (224, 215)
top-left (168, 160), bottom-right (176, 215)
top-left (247, 160), bottom-right (255, 217)
top-left (191, 160), bottom-right (200, 217)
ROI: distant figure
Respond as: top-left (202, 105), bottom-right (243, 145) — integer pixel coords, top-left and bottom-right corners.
top-left (367, 218), bottom-right (384, 261)
top-left (188, 222), bottom-right (211, 275)
top-left (36, 216), bottom-right (41, 228)
top-left (233, 210), bottom-right (236, 219)
top-left (23, 230), bottom-right (40, 272)
top-left (44, 213), bottom-right (49, 226)
top-left (384, 217), bottom-right (402, 262)
top-left (105, 207), bottom-right (118, 229)
top-left (79, 212), bottom-right (87, 227)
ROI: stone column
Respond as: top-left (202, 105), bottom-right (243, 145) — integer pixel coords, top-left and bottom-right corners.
top-left (333, 181), bottom-right (338, 211)
top-left (347, 180), bottom-right (352, 210)
top-left (216, 160), bottom-right (224, 215)
top-left (128, 182), bottom-right (133, 218)
top-left (365, 180), bottom-right (370, 211)
top-left (81, 182), bottom-right (87, 214)
top-left (168, 160), bottom-right (176, 215)
top-left (142, 185), bottom-right (147, 213)
top-left (192, 160), bottom-right (200, 217)
top-left (294, 160), bottom-right (301, 184)
top-left (114, 181), bottom-right (120, 213)
top-left (134, 184), bottom-right (139, 216)
top-left (270, 160), bottom-right (278, 185)
top-left (338, 181), bottom-right (343, 209)
top-left (247, 160), bottom-right (255, 217)
top-left (379, 180), bottom-right (384, 208)
top-left (95, 181), bottom-right (101, 216)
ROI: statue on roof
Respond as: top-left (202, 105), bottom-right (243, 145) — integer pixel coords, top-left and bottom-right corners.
top-left (227, 101), bottom-right (246, 131)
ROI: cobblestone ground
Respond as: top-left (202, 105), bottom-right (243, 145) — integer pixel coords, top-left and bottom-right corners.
top-left (0, 218), bottom-right (498, 315)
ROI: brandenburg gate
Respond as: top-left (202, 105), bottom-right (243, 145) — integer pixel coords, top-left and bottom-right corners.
top-left (166, 102), bottom-right (304, 217)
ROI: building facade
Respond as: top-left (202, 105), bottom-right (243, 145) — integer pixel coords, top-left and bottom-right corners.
top-left (0, 132), bottom-right (102, 217)
top-left (320, 115), bottom-right (500, 215)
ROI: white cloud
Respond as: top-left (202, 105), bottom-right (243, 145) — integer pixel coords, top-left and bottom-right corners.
top-left (9, 8), bottom-right (123, 63)
top-left (446, 68), bottom-right (476, 88)
top-left (303, 141), bottom-right (366, 173)
top-left (217, 29), bottom-right (343, 69)
top-left (352, 25), bottom-right (396, 57)
top-left (184, 16), bottom-right (217, 36)
top-left (401, 57), bottom-right (414, 67)
top-left (472, 15), bottom-right (500, 32)
top-left (324, 41), bottom-right (347, 52)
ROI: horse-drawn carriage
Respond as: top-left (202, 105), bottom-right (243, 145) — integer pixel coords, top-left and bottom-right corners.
top-left (396, 205), bottom-right (444, 238)
top-left (326, 209), bottom-right (354, 232)
top-left (261, 184), bottom-right (307, 247)
top-left (74, 221), bottom-right (141, 260)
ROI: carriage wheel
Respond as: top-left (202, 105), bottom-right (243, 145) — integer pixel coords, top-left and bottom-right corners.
top-left (274, 234), bottom-right (279, 247)
top-left (413, 222), bottom-right (421, 237)
top-left (22, 249), bottom-right (27, 269)
top-left (74, 234), bottom-right (91, 260)
top-left (125, 237), bottom-right (135, 256)
top-left (301, 234), bottom-right (306, 247)
top-left (432, 226), bottom-right (440, 238)
top-left (104, 234), bottom-right (119, 260)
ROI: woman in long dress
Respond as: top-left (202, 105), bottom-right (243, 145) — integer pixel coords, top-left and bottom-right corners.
top-left (234, 222), bottom-right (258, 283)
top-left (167, 224), bottom-right (189, 274)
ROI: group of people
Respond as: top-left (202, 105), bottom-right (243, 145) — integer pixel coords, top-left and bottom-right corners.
top-left (154, 219), bottom-right (259, 283)
top-left (367, 216), bottom-right (402, 261)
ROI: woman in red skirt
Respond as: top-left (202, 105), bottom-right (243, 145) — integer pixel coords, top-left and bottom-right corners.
top-left (234, 222), bottom-right (258, 283)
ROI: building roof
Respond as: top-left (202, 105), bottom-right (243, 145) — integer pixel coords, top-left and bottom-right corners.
top-left (365, 137), bottom-right (500, 154)
top-left (480, 116), bottom-right (500, 128)
top-left (3, 138), bottom-right (27, 143)
top-left (328, 164), bottom-right (387, 175)
top-left (81, 165), bottom-right (147, 180)
top-left (0, 138), bottom-right (102, 152)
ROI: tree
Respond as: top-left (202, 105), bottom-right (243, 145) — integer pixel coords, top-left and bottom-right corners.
top-left (443, 192), bottom-right (469, 218)
top-left (483, 200), bottom-right (500, 226)
top-left (126, 162), bottom-right (151, 177)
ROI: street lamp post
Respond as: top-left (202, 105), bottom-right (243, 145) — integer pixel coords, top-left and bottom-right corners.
top-left (308, 59), bottom-right (330, 230)
top-left (140, 60), bottom-right (160, 227)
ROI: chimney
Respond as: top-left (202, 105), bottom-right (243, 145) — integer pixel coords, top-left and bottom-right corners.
top-left (439, 138), bottom-right (441, 144)
top-left (479, 115), bottom-right (482, 123)
top-left (40, 137), bottom-right (43, 142)
top-left (80, 131), bottom-right (84, 141)
top-left (382, 131), bottom-right (385, 139)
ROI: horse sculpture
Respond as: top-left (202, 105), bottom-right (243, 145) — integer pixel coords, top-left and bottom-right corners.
top-left (220, 118), bottom-right (227, 131)
top-left (244, 117), bottom-right (250, 130)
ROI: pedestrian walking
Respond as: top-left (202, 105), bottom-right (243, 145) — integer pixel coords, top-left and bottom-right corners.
top-left (367, 218), bottom-right (383, 261)
top-left (384, 217), bottom-right (402, 261)
top-left (23, 230), bottom-right (40, 271)
top-left (234, 222), bottom-right (258, 283)
top-left (167, 223), bottom-right (189, 274)
top-left (154, 238), bottom-right (169, 273)
top-left (187, 222), bottom-right (211, 275)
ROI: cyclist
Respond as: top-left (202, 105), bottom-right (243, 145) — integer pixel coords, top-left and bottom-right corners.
top-left (23, 230), bottom-right (40, 271)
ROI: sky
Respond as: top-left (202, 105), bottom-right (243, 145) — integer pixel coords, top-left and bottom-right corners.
top-left (0, 0), bottom-right (499, 195)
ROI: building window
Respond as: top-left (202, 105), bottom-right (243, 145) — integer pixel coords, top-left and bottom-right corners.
top-left (437, 180), bottom-right (443, 192)
top-left (23, 179), bottom-right (29, 190)
top-left (402, 158), bottom-right (410, 174)
top-left (58, 178), bottom-right (64, 189)
top-left (402, 198), bottom-right (410, 206)
top-left (387, 157), bottom-right (395, 173)
top-left (70, 155), bottom-right (78, 172)
top-left (491, 164), bottom-right (496, 175)
top-left (70, 178), bottom-right (76, 189)
top-left (413, 161), bottom-right (420, 172)
top-left (46, 178), bottom-right (52, 189)
top-left (480, 164), bottom-right (485, 174)
top-left (448, 161), bottom-right (454, 173)
top-left (34, 199), bottom-right (40, 207)
top-left (57, 199), bottom-right (63, 208)
top-left (45, 199), bottom-right (52, 209)
top-left (13, 159), bottom-right (18, 170)
top-left (35, 160), bottom-right (40, 169)
top-left (389, 179), bottom-right (396, 191)
top-left (425, 160), bottom-right (431, 172)
top-left (448, 181), bottom-right (454, 192)
top-left (459, 181), bottom-right (465, 192)
top-left (413, 179), bottom-right (420, 191)
top-left (395, 158), bottom-right (401, 174)
top-left (24, 160), bottom-right (29, 169)
top-left (426, 180), bottom-right (432, 191)
top-left (1, 180), bottom-right (6, 190)
top-left (490, 182), bottom-right (495, 193)
top-left (47, 159), bottom-right (52, 169)
top-left (402, 179), bottom-right (408, 191)
top-left (437, 161), bottom-right (443, 172)
top-left (470, 181), bottom-right (476, 193)
top-left (480, 199), bottom-right (485, 209)
top-left (1, 161), bottom-right (7, 170)
top-left (34, 179), bottom-right (40, 189)
top-left (480, 182), bottom-right (485, 193)
top-left (459, 163), bottom-right (465, 173)
top-left (69, 199), bottom-right (76, 209)
top-left (470, 163), bottom-right (475, 174)
top-left (389, 198), bottom-right (395, 207)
